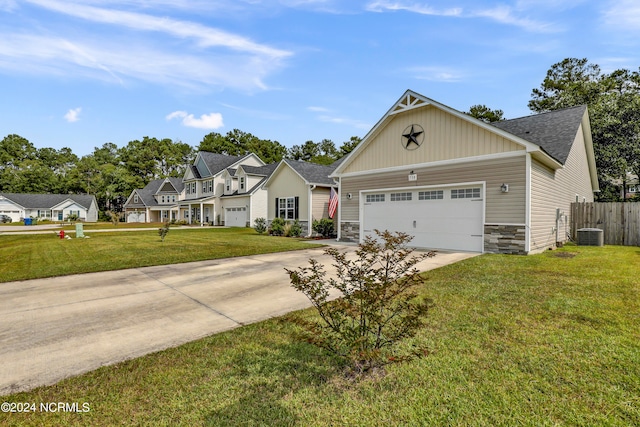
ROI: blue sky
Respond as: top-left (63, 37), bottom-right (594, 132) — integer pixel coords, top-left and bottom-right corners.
top-left (1, 0), bottom-right (638, 157)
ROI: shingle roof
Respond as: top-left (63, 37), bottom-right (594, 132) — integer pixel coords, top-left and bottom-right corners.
top-left (199, 152), bottom-right (251, 176)
top-left (135, 178), bottom-right (183, 207)
top-left (241, 163), bottom-right (279, 176)
top-left (284, 159), bottom-right (338, 186)
top-left (0, 193), bottom-right (96, 209)
top-left (491, 105), bottom-right (587, 165)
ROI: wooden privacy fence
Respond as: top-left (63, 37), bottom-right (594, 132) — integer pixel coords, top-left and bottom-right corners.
top-left (571, 202), bottom-right (640, 246)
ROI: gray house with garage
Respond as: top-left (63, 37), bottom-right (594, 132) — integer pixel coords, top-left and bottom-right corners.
top-left (331, 90), bottom-right (598, 254)
top-left (124, 151), bottom-right (277, 226)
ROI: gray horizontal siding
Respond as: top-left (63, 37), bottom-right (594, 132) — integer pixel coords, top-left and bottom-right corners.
top-left (340, 155), bottom-right (526, 225)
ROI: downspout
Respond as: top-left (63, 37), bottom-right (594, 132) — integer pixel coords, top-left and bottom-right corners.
top-left (308, 185), bottom-right (316, 237)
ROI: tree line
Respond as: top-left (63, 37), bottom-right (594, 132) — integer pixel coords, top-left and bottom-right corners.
top-left (467, 58), bottom-right (640, 202)
top-left (0, 132), bottom-right (362, 214)
top-left (3, 56), bottom-right (638, 215)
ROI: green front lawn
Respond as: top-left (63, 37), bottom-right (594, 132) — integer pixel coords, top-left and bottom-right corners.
top-left (2, 244), bottom-right (638, 426)
top-left (0, 227), bottom-right (319, 282)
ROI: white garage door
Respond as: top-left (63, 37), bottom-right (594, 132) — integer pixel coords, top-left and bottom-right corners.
top-left (362, 186), bottom-right (484, 252)
top-left (127, 211), bottom-right (145, 223)
top-left (225, 207), bottom-right (247, 227)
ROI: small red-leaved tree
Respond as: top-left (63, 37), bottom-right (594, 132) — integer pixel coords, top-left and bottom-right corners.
top-left (286, 230), bottom-right (435, 373)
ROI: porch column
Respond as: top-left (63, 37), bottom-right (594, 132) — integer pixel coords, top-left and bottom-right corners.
top-left (200, 202), bottom-right (204, 226)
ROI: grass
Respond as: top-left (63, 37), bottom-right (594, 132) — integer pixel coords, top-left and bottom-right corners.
top-left (0, 227), bottom-right (320, 282)
top-left (1, 244), bottom-right (638, 426)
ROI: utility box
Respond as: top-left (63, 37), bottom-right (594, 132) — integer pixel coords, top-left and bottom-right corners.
top-left (577, 228), bottom-right (604, 246)
top-left (75, 223), bottom-right (84, 238)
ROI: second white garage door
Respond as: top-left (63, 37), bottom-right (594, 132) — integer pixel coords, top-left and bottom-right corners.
top-left (362, 185), bottom-right (484, 252)
top-left (225, 207), bottom-right (247, 227)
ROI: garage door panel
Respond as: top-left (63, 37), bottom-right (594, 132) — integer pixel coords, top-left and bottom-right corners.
top-left (225, 207), bottom-right (247, 227)
top-left (362, 187), bottom-right (483, 252)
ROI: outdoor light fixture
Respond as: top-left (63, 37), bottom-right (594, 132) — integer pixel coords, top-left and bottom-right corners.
top-left (347, 193), bottom-right (352, 199)
top-left (500, 183), bottom-right (509, 193)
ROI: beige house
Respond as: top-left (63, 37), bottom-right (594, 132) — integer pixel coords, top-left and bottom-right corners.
top-left (331, 90), bottom-right (599, 254)
top-left (263, 159), bottom-right (339, 236)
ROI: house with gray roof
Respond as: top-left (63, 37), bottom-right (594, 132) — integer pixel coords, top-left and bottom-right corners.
top-left (123, 151), bottom-right (278, 225)
top-left (263, 159), bottom-right (340, 236)
top-left (0, 192), bottom-right (98, 222)
top-left (330, 89), bottom-right (598, 254)
top-left (123, 177), bottom-right (185, 223)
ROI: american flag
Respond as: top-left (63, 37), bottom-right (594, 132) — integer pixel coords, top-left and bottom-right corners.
top-left (328, 187), bottom-right (338, 219)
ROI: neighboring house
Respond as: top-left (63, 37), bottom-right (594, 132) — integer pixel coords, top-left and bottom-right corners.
top-left (180, 152), bottom-right (266, 225)
top-left (331, 90), bottom-right (599, 254)
top-left (0, 193), bottom-right (98, 222)
top-left (219, 163), bottom-right (278, 227)
top-left (124, 151), bottom-right (274, 225)
top-left (123, 177), bottom-right (185, 223)
top-left (263, 159), bottom-right (340, 236)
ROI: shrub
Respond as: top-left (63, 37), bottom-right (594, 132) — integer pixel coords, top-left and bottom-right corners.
top-left (158, 222), bottom-right (170, 242)
top-left (269, 217), bottom-right (286, 236)
top-left (312, 218), bottom-right (335, 238)
top-left (286, 220), bottom-right (303, 237)
top-left (254, 217), bottom-right (267, 234)
top-left (286, 229), bottom-right (436, 374)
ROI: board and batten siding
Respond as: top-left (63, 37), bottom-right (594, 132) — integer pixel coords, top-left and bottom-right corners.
top-left (266, 165), bottom-right (309, 220)
top-left (340, 155), bottom-right (527, 225)
top-left (529, 125), bottom-right (595, 252)
top-left (343, 106), bottom-right (525, 175)
top-left (311, 187), bottom-right (331, 221)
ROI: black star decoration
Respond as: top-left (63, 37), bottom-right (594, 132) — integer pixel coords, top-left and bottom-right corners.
top-left (402, 125), bottom-right (423, 149)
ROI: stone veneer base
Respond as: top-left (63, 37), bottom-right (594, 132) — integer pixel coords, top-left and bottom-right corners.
top-left (484, 224), bottom-right (527, 255)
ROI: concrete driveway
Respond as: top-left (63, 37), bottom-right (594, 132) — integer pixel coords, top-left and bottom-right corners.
top-left (0, 244), bottom-right (477, 395)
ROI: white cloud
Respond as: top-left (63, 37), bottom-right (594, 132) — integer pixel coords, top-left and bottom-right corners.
top-left (25, 0), bottom-right (291, 58)
top-left (307, 106), bottom-right (330, 112)
top-left (603, 0), bottom-right (640, 31)
top-left (0, 0), bottom-right (292, 90)
top-left (366, 1), bottom-right (462, 17)
top-left (406, 66), bottom-right (464, 82)
top-left (0, 0), bottom-right (17, 11)
top-left (64, 107), bottom-right (81, 122)
top-left (365, 1), bottom-right (557, 32)
top-left (317, 114), bottom-right (370, 130)
top-left (166, 111), bottom-right (224, 129)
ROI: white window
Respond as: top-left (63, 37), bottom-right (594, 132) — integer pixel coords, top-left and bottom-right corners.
top-left (390, 192), bottom-right (412, 201)
top-left (451, 188), bottom-right (481, 199)
top-left (278, 197), bottom-right (296, 219)
top-left (240, 176), bottom-right (245, 191)
top-left (419, 190), bottom-right (443, 200)
top-left (365, 194), bottom-right (385, 203)
top-left (208, 180), bottom-right (213, 193)
top-left (226, 178), bottom-right (231, 192)
top-left (134, 195), bottom-right (139, 203)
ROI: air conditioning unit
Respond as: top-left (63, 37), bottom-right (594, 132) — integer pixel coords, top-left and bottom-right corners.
top-left (577, 228), bottom-right (604, 246)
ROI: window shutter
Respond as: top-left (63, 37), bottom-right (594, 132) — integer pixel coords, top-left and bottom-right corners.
top-left (275, 198), bottom-right (279, 218)
top-left (294, 196), bottom-right (299, 219)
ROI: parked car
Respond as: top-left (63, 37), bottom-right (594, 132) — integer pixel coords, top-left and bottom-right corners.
top-left (0, 214), bottom-right (12, 223)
